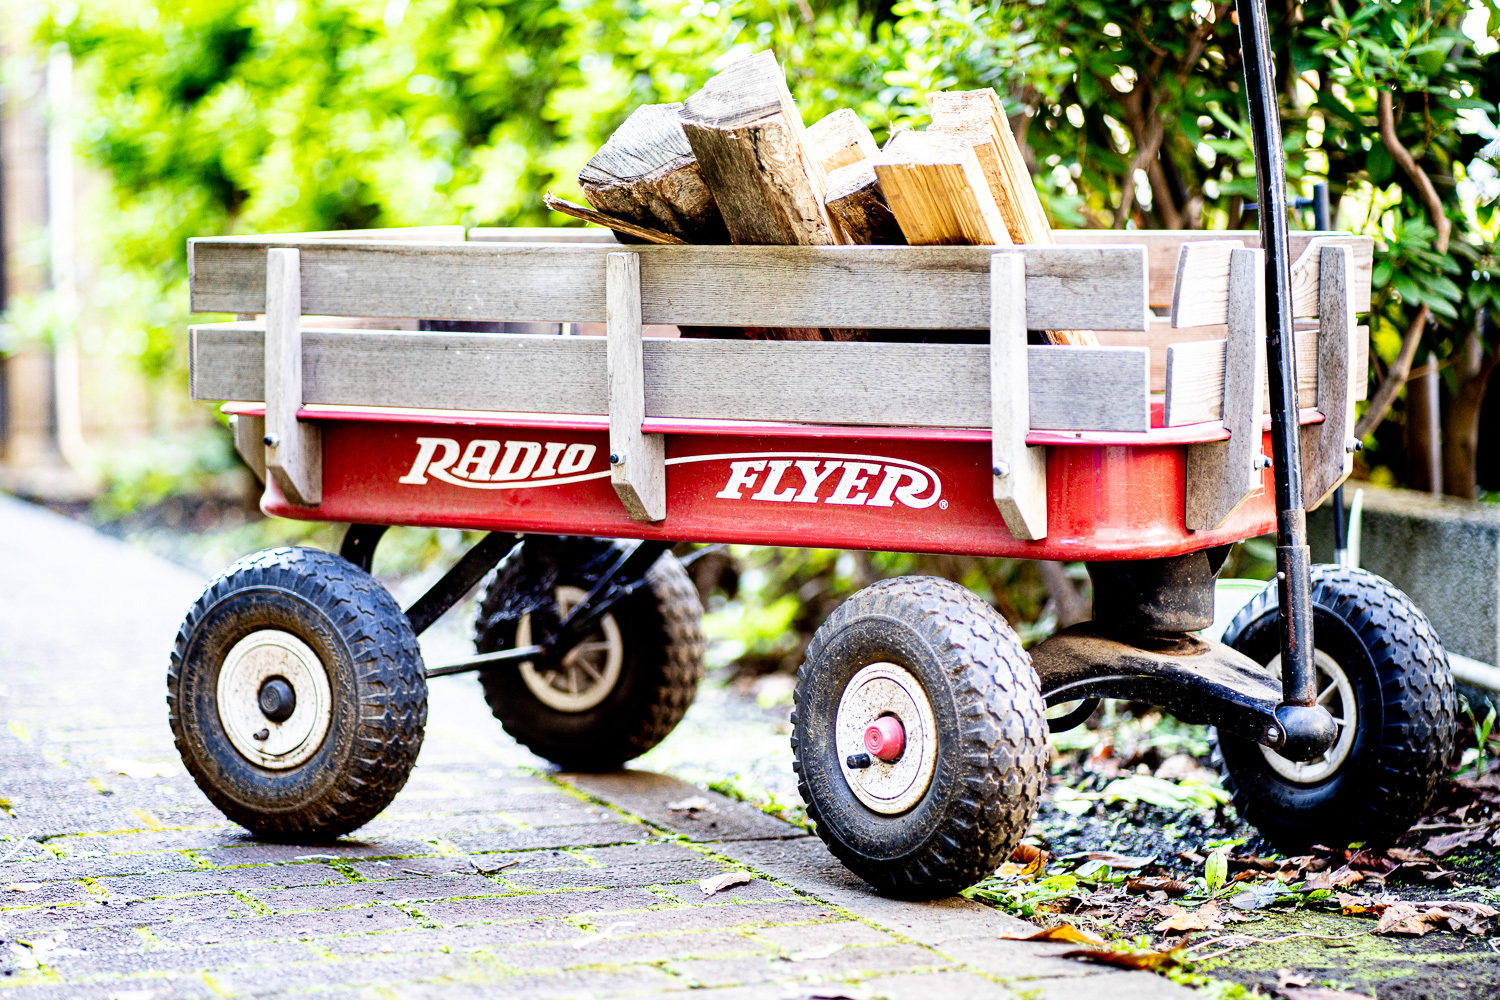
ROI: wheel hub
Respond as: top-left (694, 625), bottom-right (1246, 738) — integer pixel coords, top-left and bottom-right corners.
top-left (837, 663), bottom-right (937, 815)
top-left (516, 585), bottom-right (624, 713)
top-left (216, 630), bottom-right (332, 770)
top-left (1259, 649), bottom-right (1357, 784)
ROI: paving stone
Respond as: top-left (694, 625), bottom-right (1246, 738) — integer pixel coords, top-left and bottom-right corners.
top-left (383, 966), bottom-right (690, 999)
top-left (244, 879), bottom-right (492, 914)
top-left (661, 877), bottom-right (803, 906)
top-left (860, 970), bottom-right (1020, 1000)
top-left (667, 942), bottom-right (948, 988)
top-left (0, 851), bottom-right (204, 882)
top-left (147, 904), bottom-right (420, 945)
top-left (417, 887), bottom-right (667, 927)
top-left (193, 840), bottom-right (441, 867)
top-left (0, 895), bottom-right (243, 933)
top-left (316, 920), bottom-right (576, 958)
top-left (0, 879), bottom-right (98, 909)
top-left (436, 823), bottom-right (656, 851)
top-left (570, 900), bottom-right (838, 937)
top-left (500, 859), bottom-right (725, 892)
top-left (556, 771), bottom-right (808, 843)
top-left (934, 938), bottom-right (1105, 981)
top-left (494, 928), bottom-right (769, 973)
top-left (1023, 969), bottom-right (1200, 999)
top-left (97, 864), bottom-right (348, 899)
top-left (580, 842), bottom-right (707, 866)
top-left (751, 920), bottom-right (895, 952)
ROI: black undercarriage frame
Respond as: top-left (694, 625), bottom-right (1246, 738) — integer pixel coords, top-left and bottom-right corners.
top-left (346, 0), bottom-right (1336, 765)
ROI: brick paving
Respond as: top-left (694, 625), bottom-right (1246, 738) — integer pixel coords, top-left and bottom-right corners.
top-left (0, 495), bottom-right (1191, 999)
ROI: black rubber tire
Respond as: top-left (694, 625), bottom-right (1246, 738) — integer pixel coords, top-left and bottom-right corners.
top-left (791, 576), bottom-right (1049, 899)
top-left (472, 539), bottom-right (704, 771)
top-left (1214, 565), bottom-right (1456, 850)
top-left (169, 546), bottom-right (427, 839)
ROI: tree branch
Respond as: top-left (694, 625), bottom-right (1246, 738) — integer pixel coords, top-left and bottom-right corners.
top-left (1354, 303), bottom-right (1429, 438)
top-left (1378, 90), bottom-right (1450, 254)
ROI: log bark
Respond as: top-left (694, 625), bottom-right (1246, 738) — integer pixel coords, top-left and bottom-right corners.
top-left (579, 102), bottom-right (729, 243)
top-left (677, 51), bottom-right (835, 248)
top-left (824, 161), bottom-right (905, 246)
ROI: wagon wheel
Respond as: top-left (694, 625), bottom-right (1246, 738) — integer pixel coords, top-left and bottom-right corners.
top-left (1213, 565), bottom-right (1457, 849)
top-left (169, 547), bottom-right (427, 839)
top-left (472, 538), bottom-right (704, 771)
top-left (792, 576), bottom-right (1049, 899)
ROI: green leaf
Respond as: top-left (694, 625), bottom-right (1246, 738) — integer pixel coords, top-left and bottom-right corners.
top-left (1205, 848), bottom-right (1228, 895)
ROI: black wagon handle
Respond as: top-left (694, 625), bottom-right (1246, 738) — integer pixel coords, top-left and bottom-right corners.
top-left (1234, 0), bottom-right (1337, 760)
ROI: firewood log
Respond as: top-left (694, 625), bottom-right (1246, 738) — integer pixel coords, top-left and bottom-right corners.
top-left (928, 89), bottom-right (1051, 245)
top-left (578, 102), bottom-right (729, 243)
top-left (873, 130), bottom-right (1012, 246)
top-left (824, 161), bottom-right (905, 246)
top-left (806, 109), bottom-right (880, 176)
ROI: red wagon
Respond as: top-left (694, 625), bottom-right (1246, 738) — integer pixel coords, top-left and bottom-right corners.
top-left (169, 8), bottom-right (1455, 897)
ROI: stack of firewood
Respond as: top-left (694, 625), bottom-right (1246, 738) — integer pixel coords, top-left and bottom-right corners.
top-left (548, 51), bottom-right (1092, 346)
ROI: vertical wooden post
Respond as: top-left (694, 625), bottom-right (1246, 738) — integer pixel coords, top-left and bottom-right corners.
top-left (991, 253), bottom-right (1046, 540)
top-left (1186, 247), bottom-right (1265, 530)
top-left (1300, 244), bottom-right (1357, 509)
top-left (264, 248), bottom-right (321, 506)
top-left (231, 414), bottom-right (267, 484)
top-left (607, 252), bottom-right (666, 522)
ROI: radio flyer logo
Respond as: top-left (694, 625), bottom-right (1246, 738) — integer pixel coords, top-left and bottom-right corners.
top-left (398, 439), bottom-right (944, 510)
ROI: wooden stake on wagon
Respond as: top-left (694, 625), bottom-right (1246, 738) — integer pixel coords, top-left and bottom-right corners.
top-left (578, 102), bottom-right (729, 243)
top-left (928, 89), bottom-right (1051, 245)
top-left (873, 130), bottom-right (1012, 246)
top-left (806, 109), bottom-right (880, 175)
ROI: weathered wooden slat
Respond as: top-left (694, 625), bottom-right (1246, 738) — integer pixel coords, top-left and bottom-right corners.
top-left (231, 413), bottom-right (266, 484)
top-left (606, 253), bottom-right (665, 522)
top-left (188, 240), bottom-right (1150, 332)
top-left (1288, 236), bottom-right (1371, 318)
top-left (190, 323), bottom-right (1151, 432)
top-left (1186, 248), bottom-right (1264, 531)
top-left (467, 227), bottom-right (618, 243)
top-left (1169, 239), bottom-right (1244, 328)
top-left (263, 249), bottom-right (321, 506)
top-left (1052, 229), bottom-right (1373, 312)
top-left (1300, 245), bottom-right (1358, 509)
top-left (990, 254), bottom-right (1046, 540)
top-left (1162, 325), bottom-right (1370, 426)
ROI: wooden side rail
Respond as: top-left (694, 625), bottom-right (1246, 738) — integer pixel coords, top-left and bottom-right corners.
top-left (190, 322), bottom-right (1150, 433)
top-left (1053, 229), bottom-right (1374, 312)
top-left (188, 240), bottom-right (1151, 333)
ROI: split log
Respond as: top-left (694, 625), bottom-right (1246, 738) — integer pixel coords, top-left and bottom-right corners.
top-left (824, 161), bottom-right (905, 246)
top-left (928, 89), bottom-right (1051, 245)
top-left (872, 130), bottom-right (1011, 246)
top-left (677, 51), bottom-right (835, 248)
top-left (806, 108), bottom-right (879, 175)
top-left (578, 102), bottom-right (729, 243)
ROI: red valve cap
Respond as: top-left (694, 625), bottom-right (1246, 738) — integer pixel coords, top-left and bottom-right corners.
top-left (864, 716), bottom-right (905, 761)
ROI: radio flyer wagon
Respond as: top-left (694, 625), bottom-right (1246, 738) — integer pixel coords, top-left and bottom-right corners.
top-left (170, 3), bottom-right (1455, 898)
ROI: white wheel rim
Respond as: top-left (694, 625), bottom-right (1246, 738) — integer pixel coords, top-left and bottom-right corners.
top-left (1259, 649), bottom-right (1358, 784)
top-left (516, 585), bottom-right (624, 713)
top-left (216, 630), bottom-right (333, 770)
top-left (836, 663), bottom-right (938, 815)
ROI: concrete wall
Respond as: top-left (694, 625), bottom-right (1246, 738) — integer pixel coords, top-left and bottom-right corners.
top-left (1309, 485), bottom-right (1500, 665)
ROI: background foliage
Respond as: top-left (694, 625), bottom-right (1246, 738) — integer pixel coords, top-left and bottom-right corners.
top-left (7, 0), bottom-right (1499, 658)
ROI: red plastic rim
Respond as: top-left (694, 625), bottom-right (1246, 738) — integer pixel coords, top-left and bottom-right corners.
top-left (864, 716), bottom-right (905, 761)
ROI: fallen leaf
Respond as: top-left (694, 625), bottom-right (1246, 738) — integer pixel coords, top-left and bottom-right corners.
top-left (1423, 826), bottom-right (1493, 858)
top-left (1061, 851), bottom-right (1155, 870)
top-left (998, 924), bottom-right (1104, 945)
top-left (1227, 883), bottom-right (1282, 911)
top-left (1126, 877), bottom-right (1192, 896)
top-left (698, 871), bottom-right (754, 897)
top-left (1275, 968), bottom-right (1312, 989)
top-left (1010, 843), bottom-right (1048, 865)
top-left (1153, 900), bottom-right (1223, 933)
top-left (786, 942), bottom-right (844, 961)
top-left (1337, 893), bottom-right (1381, 916)
top-left (1375, 903), bottom-right (1437, 936)
top-left (1059, 947), bottom-right (1182, 971)
top-left (1301, 866), bottom-right (1366, 892)
top-left (102, 757), bottom-right (176, 778)
top-left (1348, 849), bottom-right (1399, 875)
top-left (5, 883), bottom-right (40, 892)
top-left (667, 796), bottom-right (716, 814)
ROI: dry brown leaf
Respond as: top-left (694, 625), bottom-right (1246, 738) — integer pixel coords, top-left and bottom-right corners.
top-left (1059, 947), bottom-right (1182, 971)
top-left (1336, 893), bottom-right (1379, 916)
top-left (1126, 877), bottom-right (1191, 896)
top-left (1010, 843), bottom-right (1048, 865)
top-left (1063, 851), bottom-right (1155, 870)
top-left (1275, 968), bottom-right (1312, 989)
top-left (1374, 902), bottom-right (1437, 936)
top-left (1303, 866), bottom-right (1367, 892)
top-left (1423, 825), bottom-right (1493, 858)
top-left (698, 871), bottom-right (754, 897)
top-left (1348, 849), bottom-right (1400, 875)
top-left (1153, 900), bottom-right (1223, 934)
top-left (999, 923), bottom-right (1104, 945)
